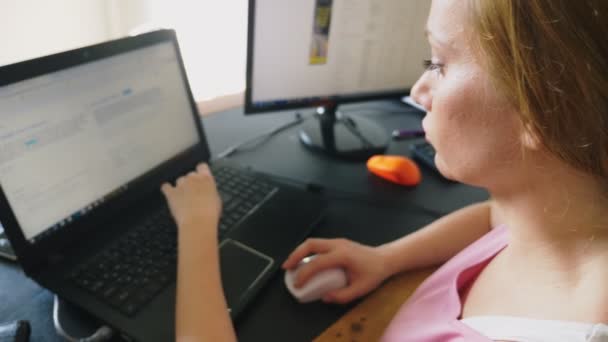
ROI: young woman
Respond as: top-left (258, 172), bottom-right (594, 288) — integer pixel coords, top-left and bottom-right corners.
top-left (162, 0), bottom-right (608, 340)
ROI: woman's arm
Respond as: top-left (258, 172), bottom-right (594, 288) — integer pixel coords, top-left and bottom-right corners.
top-left (175, 221), bottom-right (236, 342)
top-left (379, 200), bottom-right (499, 276)
top-left (283, 200), bottom-right (501, 304)
top-left (162, 164), bottom-right (237, 342)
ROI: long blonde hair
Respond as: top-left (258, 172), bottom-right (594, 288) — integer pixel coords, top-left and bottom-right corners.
top-left (468, 0), bottom-right (608, 187)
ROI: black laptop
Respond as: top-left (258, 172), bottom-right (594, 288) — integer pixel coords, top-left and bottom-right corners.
top-left (0, 29), bottom-right (325, 341)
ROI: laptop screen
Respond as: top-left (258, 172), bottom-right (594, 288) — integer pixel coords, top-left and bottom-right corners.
top-left (0, 41), bottom-right (199, 241)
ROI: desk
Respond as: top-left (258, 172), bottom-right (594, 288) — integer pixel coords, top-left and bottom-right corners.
top-left (314, 267), bottom-right (437, 341)
top-left (0, 100), bottom-right (488, 341)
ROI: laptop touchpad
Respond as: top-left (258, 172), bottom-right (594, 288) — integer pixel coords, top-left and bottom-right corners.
top-left (219, 239), bottom-right (274, 313)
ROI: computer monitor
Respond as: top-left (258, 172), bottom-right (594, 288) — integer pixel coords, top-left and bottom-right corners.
top-left (245, 0), bottom-right (430, 160)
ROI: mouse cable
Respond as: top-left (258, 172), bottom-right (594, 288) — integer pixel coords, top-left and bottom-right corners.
top-left (212, 112), bottom-right (305, 161)
top-left (256, 171), bottom-right (446, 219)
top-left (53, 295), bottom-right (114, 342)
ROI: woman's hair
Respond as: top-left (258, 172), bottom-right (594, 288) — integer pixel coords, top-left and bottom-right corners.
top-left (467, 0), bottom-right (608, 188)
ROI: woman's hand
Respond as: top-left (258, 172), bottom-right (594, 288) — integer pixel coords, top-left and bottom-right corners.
top-left (282, 238), bottom-right (392, 304)
top-left (161, 163), bottom-right (221, 237)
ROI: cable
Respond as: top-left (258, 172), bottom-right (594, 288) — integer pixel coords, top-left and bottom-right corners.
top-left (257, 171), bottom-right (446, 218)
top-left (212, 106), bottom-right (420, 161)
top-left (339, 113), bottom-right (375, 148)
top-left (213, 112), bottom-right (305, 161)
top-left (342, 108), bottom-right (417, 116)
top-left (53, 295), bottom-right (114, 342)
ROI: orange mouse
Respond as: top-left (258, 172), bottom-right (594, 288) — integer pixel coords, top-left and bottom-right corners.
top-left (366, 155), bottom-right (421, 186)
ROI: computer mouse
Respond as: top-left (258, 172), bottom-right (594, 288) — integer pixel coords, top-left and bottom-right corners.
top-left (284, 255), bottom-right (348, 303)
top-left (366, 155), bottom-right (421, 186)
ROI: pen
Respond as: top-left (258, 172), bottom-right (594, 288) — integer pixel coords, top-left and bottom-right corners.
top-left (391, 129), bottom-right (425, 140)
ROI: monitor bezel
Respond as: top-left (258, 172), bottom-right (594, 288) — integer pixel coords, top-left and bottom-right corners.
top-left (244, 0), bottom-right (412, 115)
top-left (0, 29), bottom-right (210, 273)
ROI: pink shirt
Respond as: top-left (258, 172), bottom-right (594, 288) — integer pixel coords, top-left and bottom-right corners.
top-left (381, 225), bottom-right (509, 342)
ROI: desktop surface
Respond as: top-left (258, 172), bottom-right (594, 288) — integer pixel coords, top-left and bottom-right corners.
top-left (0, 101), bottom-right (488, 341)
top-left (207, 100), bottom-right (487, 215)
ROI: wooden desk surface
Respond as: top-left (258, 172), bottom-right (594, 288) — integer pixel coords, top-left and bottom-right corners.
top-left (314, 267), bottom-right (436, 342)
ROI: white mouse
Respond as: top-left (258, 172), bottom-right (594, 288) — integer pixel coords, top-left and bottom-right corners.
top-left (284, 255), bottom-right (348, 303)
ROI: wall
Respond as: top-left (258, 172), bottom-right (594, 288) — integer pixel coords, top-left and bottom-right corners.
top-left (0, 0), bottom-right (111, 66)
top-left (0, 0), bottom-right (248, 100)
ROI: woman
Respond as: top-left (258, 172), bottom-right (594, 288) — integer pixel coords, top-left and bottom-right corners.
top-left (162, 0), bottom-right (608, 340)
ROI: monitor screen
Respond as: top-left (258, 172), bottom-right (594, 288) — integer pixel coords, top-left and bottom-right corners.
top-left (0, 41), bottom-right (199, 241)
top-left (246, 0), bottom-right (430, 112)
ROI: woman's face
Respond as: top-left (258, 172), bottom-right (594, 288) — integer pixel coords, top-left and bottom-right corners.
top-left (412, 0), bottom-right (525, 189)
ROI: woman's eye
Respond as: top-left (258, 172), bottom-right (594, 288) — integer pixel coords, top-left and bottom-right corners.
top-left (423, 59), bottom-right (444, 73)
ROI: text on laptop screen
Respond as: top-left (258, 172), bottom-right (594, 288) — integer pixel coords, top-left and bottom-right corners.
top-left (0, 42), bottom-right (199, 241)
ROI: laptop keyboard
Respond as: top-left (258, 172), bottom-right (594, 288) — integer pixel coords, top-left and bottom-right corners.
top-left (68, 166), bottom-right (277, 316)
top-left (214, 166), bottom-right (277, 232)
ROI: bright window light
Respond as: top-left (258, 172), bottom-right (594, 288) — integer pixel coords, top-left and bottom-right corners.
top-left (139, 1), bottom-right (248, 101)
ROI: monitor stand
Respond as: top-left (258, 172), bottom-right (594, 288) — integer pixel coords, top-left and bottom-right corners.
top-left (298, 104), bottom-right (388, 161)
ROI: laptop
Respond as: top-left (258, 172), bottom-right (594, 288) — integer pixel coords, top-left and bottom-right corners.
top-left (0, 29), bottom-right (325, 341)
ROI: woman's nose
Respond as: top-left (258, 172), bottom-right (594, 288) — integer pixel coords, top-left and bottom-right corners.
top-left (411, 74), bottom-right (432, 112)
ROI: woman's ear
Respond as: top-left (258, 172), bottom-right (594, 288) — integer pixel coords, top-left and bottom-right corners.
top-left (520, 125), bottom-right (542, 151)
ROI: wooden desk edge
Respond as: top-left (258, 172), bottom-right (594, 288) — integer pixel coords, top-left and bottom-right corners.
top-left (197, 91), bottom-right (244, 116)
top-left (314, 267), bottom-right (437, 342)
